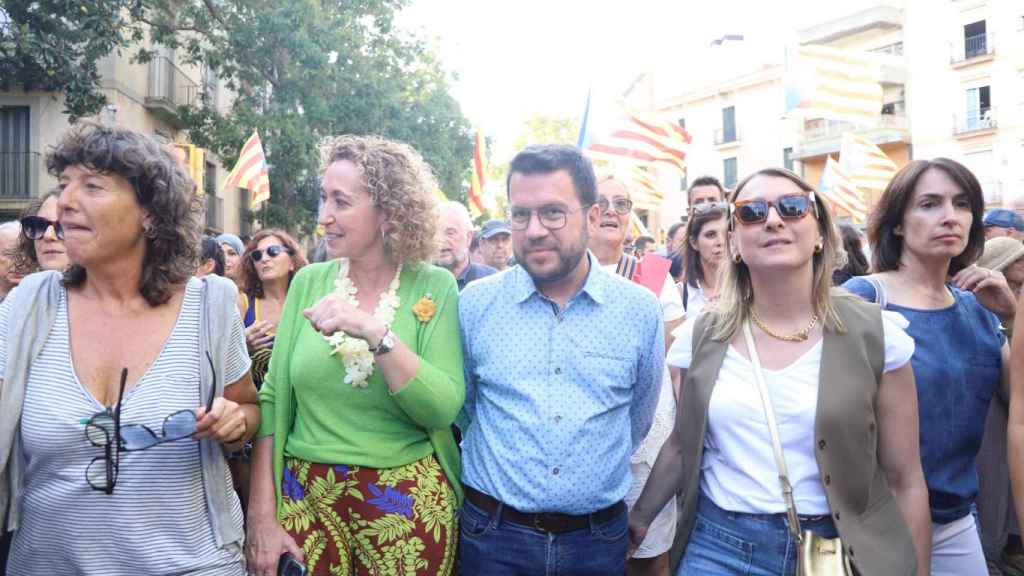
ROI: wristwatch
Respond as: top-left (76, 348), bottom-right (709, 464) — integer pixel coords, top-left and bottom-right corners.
top-left (369, 326), bottom-right (397, 355)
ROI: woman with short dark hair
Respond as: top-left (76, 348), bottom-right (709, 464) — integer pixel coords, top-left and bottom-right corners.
top-left (0, 124), bottom-right (259, 575)
top-left (844, 157), bottom-right (1016, 573)
top-left (11, 188), bottom-right (68, 275)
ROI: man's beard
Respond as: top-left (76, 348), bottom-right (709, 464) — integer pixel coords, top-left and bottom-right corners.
top-left (516, 227), bottom-right (589, 288)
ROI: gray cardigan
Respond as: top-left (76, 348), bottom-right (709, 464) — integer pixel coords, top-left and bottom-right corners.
top-left (0, 271), bottom-right (244, 548)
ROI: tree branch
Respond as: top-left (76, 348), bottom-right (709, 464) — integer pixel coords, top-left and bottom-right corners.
top-left (198, 0), bottom-right (278, 88)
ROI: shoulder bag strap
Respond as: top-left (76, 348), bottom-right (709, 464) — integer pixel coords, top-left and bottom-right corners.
top-left (741, 320), bottom-right (804, 543)
top-left (864, 275), bottom-right (888, 308)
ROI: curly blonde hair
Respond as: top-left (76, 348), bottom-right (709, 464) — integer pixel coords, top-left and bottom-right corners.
top-left (320, 135), bottom-right (440, 265)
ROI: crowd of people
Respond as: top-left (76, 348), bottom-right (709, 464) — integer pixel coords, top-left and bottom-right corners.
top-left (0, 122), bottom-right (1022, 576)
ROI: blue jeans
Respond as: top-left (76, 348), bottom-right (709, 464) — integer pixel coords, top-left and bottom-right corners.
top-left (459, 498), bottom-right (628, 576)
top-left (679, 493), bottom-right (839, 575)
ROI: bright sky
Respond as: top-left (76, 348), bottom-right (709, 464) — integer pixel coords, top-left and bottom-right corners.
top-left (399, 0), bottom-right (879, 162)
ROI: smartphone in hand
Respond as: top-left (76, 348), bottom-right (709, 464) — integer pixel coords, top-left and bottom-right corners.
top-left (278, 552), bottom-right (307, 576)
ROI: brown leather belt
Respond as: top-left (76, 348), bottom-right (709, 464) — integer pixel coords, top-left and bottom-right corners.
top-left (463, 485), bottom-right (625, 534)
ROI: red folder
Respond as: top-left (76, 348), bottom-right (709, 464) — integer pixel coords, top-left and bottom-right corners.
top-left (632, 254), bottom-right (671, 295)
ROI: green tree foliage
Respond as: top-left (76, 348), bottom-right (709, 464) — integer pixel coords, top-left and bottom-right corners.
top-left (0, 0), bottom-right (473, 234)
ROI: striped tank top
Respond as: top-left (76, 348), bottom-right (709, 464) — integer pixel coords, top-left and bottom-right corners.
top-left (0, 281), bottom-right (248, 575)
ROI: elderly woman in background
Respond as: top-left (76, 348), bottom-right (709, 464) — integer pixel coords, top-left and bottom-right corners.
top-left (11, 188), bottom-right (69, 275)
top-left (218, 232), bottom-right (247, 289)
top-left (0, 124), bottom-right (259, 575)
top-left (246, 135), bottom-right (464, 576)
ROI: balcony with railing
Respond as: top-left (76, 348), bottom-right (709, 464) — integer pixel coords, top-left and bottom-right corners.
top-left (146, 56), bottom-right (200, 127)
top-left (792, 109), bottom-right (909, 160)
top-left (0, 152), bottom-right (40, 199)
top-left (714, 127), bottom-right (741, 147)
top-left (205, 194), bottom-right (224, 232)
top-left (951, 33), bottom-right (994, 66)
top-left (953, 107), bottom-right (997, 137)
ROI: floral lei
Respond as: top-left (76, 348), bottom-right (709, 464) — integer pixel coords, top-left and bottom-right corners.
top-left (323, 258), bottom-right (402, 388)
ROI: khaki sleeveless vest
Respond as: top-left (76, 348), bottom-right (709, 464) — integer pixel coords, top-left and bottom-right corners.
top-left (676, 295), bottom-right (917, 575)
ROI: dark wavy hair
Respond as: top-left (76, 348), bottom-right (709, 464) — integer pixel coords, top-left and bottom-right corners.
top-left (868, 158), bottom-right (985, 275)
top-left (10, 188), bottom-right (61, 276)
top-left (46, 123), bottom-right (202, 306)
top-left (683, 204), bottom-right (727, 289)
top-left (241, 228), bottom-right (308, 299)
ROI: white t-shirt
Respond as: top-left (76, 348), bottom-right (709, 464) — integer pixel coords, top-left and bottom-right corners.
top-left (666, 311), bottom-right (914, 515)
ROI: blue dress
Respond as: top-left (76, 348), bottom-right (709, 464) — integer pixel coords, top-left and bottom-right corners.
top-left (843, 277), bottom-right (1004, 524)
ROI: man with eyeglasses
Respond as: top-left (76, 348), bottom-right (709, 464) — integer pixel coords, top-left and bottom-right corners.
top-left (435, 200), bottom-right (496, 291)
top-left (458, 145), bottom-right (664, 575)
top-left (0, 221), bottom-right (21, 303)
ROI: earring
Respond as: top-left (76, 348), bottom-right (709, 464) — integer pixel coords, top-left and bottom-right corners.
top-left (143, 223), bottom-right (157, 239)
top-left (814, 243), bottom-right (823, 254)
top-left (733, 253), bottom-right (742, 264)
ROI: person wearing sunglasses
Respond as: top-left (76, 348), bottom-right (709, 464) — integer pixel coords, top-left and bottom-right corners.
top-left (0, 124), bottom-right (259, 576)
top-left (246, 136), bottom-right (464, 576)
top-left (843, 159), bottom-right (1018, 574)
top-left (679, 201), bottom-right (729, 318)
top-left (238, 228), bottom-right (307, 390)
top-left (587, 173), bottom-right (682, 576)
top-left (630, 168), bottom-right (931, 575)
top-left (10, 189), bottom-right (69, 279)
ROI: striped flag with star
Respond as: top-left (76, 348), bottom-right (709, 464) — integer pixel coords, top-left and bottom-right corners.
top-left (222, 130), bottom-right (271, 207)
top-left (839, 132), bottom-right (899, 191)
top-left (819, 156), bottom-right (868, 223)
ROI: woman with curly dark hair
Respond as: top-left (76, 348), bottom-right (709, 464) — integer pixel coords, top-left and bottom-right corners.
top-left (0, 124), bottom-right (259, 575)
top-left (246, 135), bottom-right (464, 576)
top-left (10, 188), bottom-right (69, 276)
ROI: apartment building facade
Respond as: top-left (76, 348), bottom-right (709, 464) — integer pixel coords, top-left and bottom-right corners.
top-left (0, 45), bottom-right (249, 235)
top-left (652, 0), bottom-right (1024, 227)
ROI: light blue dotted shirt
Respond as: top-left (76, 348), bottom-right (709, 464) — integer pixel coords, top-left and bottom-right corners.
top-left (459, 254), bottom-right (665, 514)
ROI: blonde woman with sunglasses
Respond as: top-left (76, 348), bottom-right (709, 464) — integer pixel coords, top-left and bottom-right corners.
top-left (629, 168), bottom-right (931, 575)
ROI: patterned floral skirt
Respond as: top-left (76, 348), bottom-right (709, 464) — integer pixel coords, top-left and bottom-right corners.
top-left (279, 454), bottom-right (457, 576)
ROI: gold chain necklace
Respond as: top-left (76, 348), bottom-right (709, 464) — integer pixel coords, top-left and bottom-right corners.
top-left (750, 308), bottom-right (819, 342)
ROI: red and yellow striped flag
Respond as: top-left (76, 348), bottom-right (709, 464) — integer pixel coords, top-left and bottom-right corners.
top-left (468, 130), bottom-right (487, 218)
top-left (586, 109), bottom-right (692, 176)
top-left (222, 130), bottom-right (271, 207)
top-left (819, 156), bottom-right (868, 223)
top-left (840, 132), bottom-right (898, 191)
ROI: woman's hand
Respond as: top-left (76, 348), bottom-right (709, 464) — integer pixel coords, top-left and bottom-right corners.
top-left (193, 397), bottom-right (247, 445)
top-left (627, 517), bottom-right (648, 560)
top-left (303, 294), bottom-right (386, 344)
top-left (245, 320), bottom-right (276, 353)
top-left (245, 515), bottom-right (305, 576)
top-left (953, 265), bottom-right (1017, 323)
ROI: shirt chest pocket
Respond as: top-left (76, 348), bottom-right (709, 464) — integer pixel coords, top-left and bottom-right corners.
top-left (579, 349), bottom-right (636, 404)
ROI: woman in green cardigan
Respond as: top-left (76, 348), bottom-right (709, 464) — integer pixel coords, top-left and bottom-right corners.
top-left (245, 135), bottom-right (465, 576)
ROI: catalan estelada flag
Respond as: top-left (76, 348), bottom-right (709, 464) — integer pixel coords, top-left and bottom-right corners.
top-left (222, 130), bottom-right (271, 207)
top-left (839, 132), bottom-right (899, 191)
top-left (819, 156), bottom-right (868, 223)
top-left (468, 130), bottom-right (488, 218)
top-left (785, 44), bottom-right (883, 126)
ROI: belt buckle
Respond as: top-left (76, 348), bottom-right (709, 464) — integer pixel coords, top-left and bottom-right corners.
top-left (534, 512), bottom-right (569, 533)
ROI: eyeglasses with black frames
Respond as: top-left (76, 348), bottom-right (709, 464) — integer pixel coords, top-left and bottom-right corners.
top-left (83, 353), bottom-right (216, 494)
